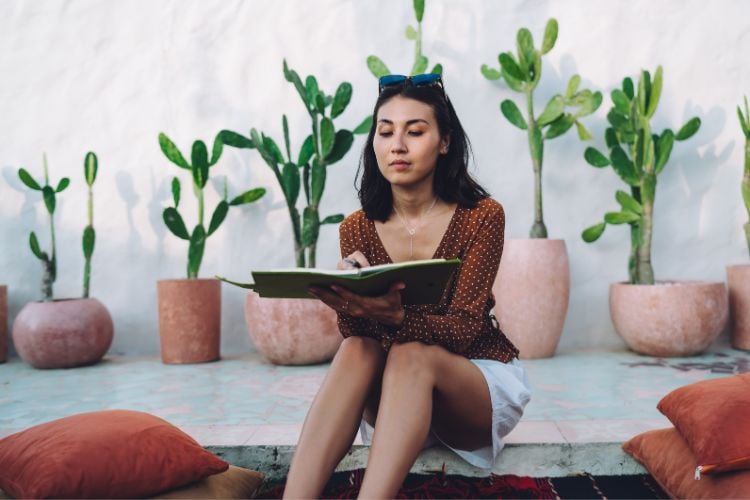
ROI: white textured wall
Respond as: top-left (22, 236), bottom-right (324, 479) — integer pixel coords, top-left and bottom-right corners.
top-left (1, 0), bottom-right (748, 356)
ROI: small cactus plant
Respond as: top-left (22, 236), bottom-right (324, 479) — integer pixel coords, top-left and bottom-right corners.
top-left (581, 66), bottom-right (701, 284)
top-left (82, 152), bottom-right (98, 298)
top-left (738, 96), bottom-right (750, 257)
top-left (481, 18), bottom-right (602, 238)
top-left (158, 131), bottom-right (266, 279)
top-left (221, 60), bottom-right (365, 268)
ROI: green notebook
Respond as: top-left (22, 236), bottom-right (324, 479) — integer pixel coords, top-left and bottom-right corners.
top-left (217, 258), bottom-right (460, 305)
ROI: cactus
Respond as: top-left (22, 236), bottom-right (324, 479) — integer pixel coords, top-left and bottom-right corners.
top-left (581, 66), bottom-right (701, 284)
top-left (18, 154), bottom-right (70, 301)
top-left (82, 152), bottom-right (97, 298)
top-left (739, 95), bottom-right (750, 257)
top-left (366, 0), bottom-right (443, 79)
top-left (158, 131), bottom-right (266, 279)
top-left (221, 60), bottom-right (365, 268)
top-left (481, 19), bottom-right (602, 238)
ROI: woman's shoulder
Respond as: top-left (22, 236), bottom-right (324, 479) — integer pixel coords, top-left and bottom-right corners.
top-left (339, 209), bottom-right (368, 235)
top-left (466, 197), bottom-right (505, 220)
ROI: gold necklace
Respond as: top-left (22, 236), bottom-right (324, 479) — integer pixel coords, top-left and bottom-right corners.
top-left (393, 197), bottom-right (438, 259)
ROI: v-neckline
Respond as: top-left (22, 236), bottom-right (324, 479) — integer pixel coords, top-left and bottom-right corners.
top-left (370, 204), bottom-right (461, 264)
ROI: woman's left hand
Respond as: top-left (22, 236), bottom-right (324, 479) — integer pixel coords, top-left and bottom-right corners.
top-left (309, 282), bottom-right (406, 328)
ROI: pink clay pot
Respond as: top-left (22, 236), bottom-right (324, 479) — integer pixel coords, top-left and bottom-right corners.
top-left (0, 286), bottom-right (6, 363)
top-left (158, 279), bottom-right (221, 364)
top-left (492, 239), bottom-right (570, 359)
top-left (727, 265), bottom-right (750, 351)
top-left (610, 281), bottom-right (728, 357)
top-left (12, 298), bottom-right (113, 369)
top-left (245, 293), bottom-right (342, 365)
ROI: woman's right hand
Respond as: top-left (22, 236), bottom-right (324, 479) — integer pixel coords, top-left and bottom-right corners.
top-left (337, 251), bottom-right (370, 270)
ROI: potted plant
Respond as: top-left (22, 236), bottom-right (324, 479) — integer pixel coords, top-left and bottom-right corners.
top-left (220, 60), bottom-right (365, 365)
top-left (480, 19), bottom-right (601, 358)
top-left (156, 131), bottom-right (265, 364)
top-left (12, 153), bottom-right (114, 369)
top-left (582, 67), bottom-right (727, 356)
top-left (727, 96), bottom-right (750, 350)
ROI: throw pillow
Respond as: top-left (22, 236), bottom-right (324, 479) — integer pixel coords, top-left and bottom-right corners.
top-left (657, 372), bottom-right (750, 475)
top-left (623, 428), bottom-right (750, 498)
top-left (0, 409), bottom-right (229, 498)
top-left (154, 465), bottom-right (265, 499)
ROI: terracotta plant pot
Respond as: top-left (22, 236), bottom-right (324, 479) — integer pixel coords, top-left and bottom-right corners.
top-left (610, 281), bottom-right (728, 357)
top-left (492, 239), bottom-right (570, 359)
top-left (12, 298), bottom-right (113, 369)
top-left (0, 285), bottom-right (6, 363)
top-left (158, 279), bottom-right (221, 364)
top-left (245, 293), bottom-right (342, 365)
top-left (727, 264), bottom-right (750, 350)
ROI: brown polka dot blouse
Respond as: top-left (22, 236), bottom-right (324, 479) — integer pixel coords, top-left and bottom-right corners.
top-left (337, 197), bottom-right (519, 363)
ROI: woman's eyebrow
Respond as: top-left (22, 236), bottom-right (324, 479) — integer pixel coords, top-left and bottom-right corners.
top-left (376, 118), bottom-right (430, 125)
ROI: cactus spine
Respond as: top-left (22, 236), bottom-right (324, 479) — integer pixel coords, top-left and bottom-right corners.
top-left (482, 19), bottom-right (601, 238)
top-left (82, 152), bottom-right (98, 298)
top-left (739, 96), bottom-right (750, 257)
top-left (582, 67), bottom-right (701, 284)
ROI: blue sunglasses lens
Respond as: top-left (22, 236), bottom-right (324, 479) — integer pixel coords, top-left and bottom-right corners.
top-left (410, 74), bottom-right (442, 86)
top-left (378, 73), bottom-right (443, 92)
top-left (378, 74), bottom-right (408, 89)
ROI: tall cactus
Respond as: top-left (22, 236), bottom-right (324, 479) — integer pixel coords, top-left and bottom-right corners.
top-left (581, 66), bottom-right (701, 284)
top-left (82, 152), bottom-right (97, 298)
top-left (738, 95), bottom-right (750, 257)
top-left (17, 155), bottom-right (70, 301)
top-left (221, 60), bottom-right (366, 268)
top-left (158, 131), bottom-right (266, 279)
top-left (481, 19), bottom-right (601, 238)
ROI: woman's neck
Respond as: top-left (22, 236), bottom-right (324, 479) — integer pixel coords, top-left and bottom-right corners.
top-left (391, 185), bottom-right (439, 219)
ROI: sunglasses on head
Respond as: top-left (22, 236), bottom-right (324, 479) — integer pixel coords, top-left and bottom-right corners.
top-left (378, 73), bottom-right (443, 93)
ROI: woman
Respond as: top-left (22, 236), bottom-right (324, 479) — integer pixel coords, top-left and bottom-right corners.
top-left (283, 73), bottom-right (531, 499)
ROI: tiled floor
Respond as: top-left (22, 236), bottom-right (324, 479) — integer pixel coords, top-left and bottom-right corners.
top-left (2, 343), bottom-right (747, 450)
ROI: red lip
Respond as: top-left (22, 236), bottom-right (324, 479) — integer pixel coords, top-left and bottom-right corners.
top-left (390, 160), bottom-right (410, 166)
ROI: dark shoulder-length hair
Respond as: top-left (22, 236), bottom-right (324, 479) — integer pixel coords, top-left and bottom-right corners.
top-left (356, 80), bottom-right (490, 222)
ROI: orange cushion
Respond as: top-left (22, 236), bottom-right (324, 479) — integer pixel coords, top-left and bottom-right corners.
top-left (0, 410), bottom-right (229, 498)
top-left (623, 428), bottom-right (750, 498)
top-left (153, 465), bottom-right (265, 499)
top-left (657, 373), bottom-right (750, 475)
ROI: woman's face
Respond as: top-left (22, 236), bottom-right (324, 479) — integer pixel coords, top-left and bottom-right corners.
top-left (373, 95), bottom-right (449, 189)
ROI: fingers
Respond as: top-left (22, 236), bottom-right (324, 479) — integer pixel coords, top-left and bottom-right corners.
top-left (337, 251), bottom-right (369, 270)
top-left (308, 286), bottom-right (347, 312)
top-left (348, 251), bottom-right (370, 268)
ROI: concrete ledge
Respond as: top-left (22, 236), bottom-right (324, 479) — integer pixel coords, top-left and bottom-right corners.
top-left (208, 443), bottom-right (646, 482)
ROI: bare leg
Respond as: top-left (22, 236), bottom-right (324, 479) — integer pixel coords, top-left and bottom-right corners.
top-left (358, 342), bottom-right (492, 499)
top-left (283, 336), bottom-right (386, 499)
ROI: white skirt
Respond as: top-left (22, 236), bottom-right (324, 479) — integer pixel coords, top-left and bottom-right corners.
top-left (358, 358), bottom-right (531, 470)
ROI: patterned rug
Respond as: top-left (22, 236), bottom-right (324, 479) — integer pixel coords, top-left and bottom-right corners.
top-left (259, 468), bottom-right (668, 499)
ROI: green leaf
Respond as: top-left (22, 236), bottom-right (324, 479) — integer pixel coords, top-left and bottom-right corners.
top-left (283, 59), bottom-right (308, 108)
top-left (499, 52), bottom-right (525, 82)
top-left (55, 177), bottom-right (70, 193)
top-left (171, 177), bottom-right (180, 207)
top-left (82, 225), bottom-right (95, 259)
top-left (321, 214), bottom-right (345, 225)
top-left (209, 133), bottom-right (223, 166)
top-left (84, 152), bottom-right (98, 185)
top-left (305, 75), bottom-right (319, 111)
top-left (530, 127), bottom-right (543, 163)
top-left (187, 225), bottom-right (206, 278)
top-left (622, 77), bottom-right (634, 100)
top-left (565, 74), bottom-right (580, 99)
top-left (655, 129), bottom-right (675, 174)
top-left (282, 162), bottom-right (300, 205)
top-left (263, 135), bottom-right (285, 164)
top-left (413, 0), bottom-right (425, 22)
top-left (219, 130), bottom-right (254, 149)
top-left (738, 105), bottom-right (750, 137)
top-left (366, 55), bottom-right (390, 78)
top-left (675, 117), bottom-right (701, 141)
top-left (582, 222), bottom-right (606, 243)
top-left (604, 211), bottom-right (640, 224)
top-left (481, 64), bottom-right (502, 81)
top-left (163, 207), bottom-right (190, 240)
top-left (607, 109), bottom-right (628, 129)
top-left (611, 146), bottom-right (640, 186)
top-left (282, 115), bottom-right (291, 162)
top-left (301, 206), bottom-right (320, 247)
top-left (411, 55), bottom-right (428, 75)
top-left (191, 140), bottom-right (210, 188)
top-left (158, 133), bottom-right (190, 169)
top-left (615, 190), bottom-right (643, 215)
top-left (605, 128), bottom-right (619, 149)
top-left (575, 121), bottom-right (592, 141)
top-left (584, 147), bottom-right (610, 167)
top-left (29, 232), bottom-right (45, 260)
top-left (611, 89), bottom-right (630, 116)
top-left (311, 159), bottom-right (326, 204)
top-left (537, 95), bottom-right (564, 126)
top-left (320, 117), bottom-right (335, 157)
top-left (326, 130), bottom-right (354, 164)
top-left (207, 200), bottom-right (229, 236)
top-left (574, 91), bottom-right (603, 117)
top-left (331, 82), bottom-right (353, 119)
top-left (646, 66), bottom-right (663, 118)
top-left (315, 92), bottom-right (326, 114)
top-left (353, 115), bottom-right (373, 135)
top-left (298, 134), bottom-right (315, 165)
top-left (406, 25), bottom-right (417, 40)
top-left (430, 63), bottom-right (443, 75)
top-left (18, 168), bottom-right (41, 190)
top-left (42, 186), bottom-right (56, 214)
top-left (545, 114), bottom-right (575, 139)
top-left (500, 100), bottom-right (527, 130)
top-left (229, 187), bottom-right (266, 206)
top-left (743, 179), bottom-right (750, 213)
top-left (501, 67), bottom-right (524, 92)
top-left (637, 70), bottom-right (650, 116)
top-left (541, 18), bottom-right (558, 54)
top-left (516, 28), bottom-right (535, 76)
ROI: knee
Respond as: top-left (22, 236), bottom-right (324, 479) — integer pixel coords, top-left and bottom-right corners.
top-left (335, 336), bottom-right (384, 366)
top-left (383, 342), bottom-right (435, 384)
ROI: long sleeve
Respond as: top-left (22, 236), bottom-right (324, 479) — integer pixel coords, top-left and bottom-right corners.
top-left (391, 203), bottom-right (505, 355)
